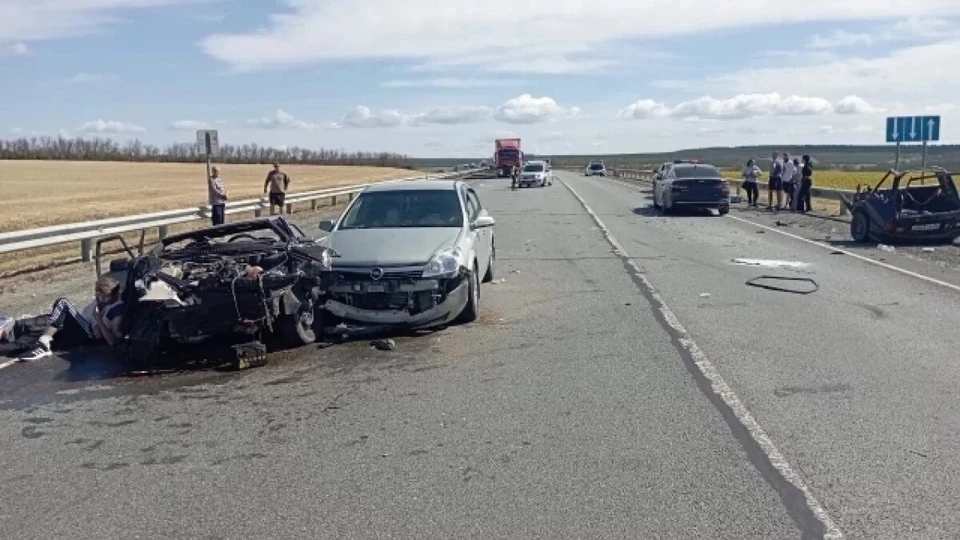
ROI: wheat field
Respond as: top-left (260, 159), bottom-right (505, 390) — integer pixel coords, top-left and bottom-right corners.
top-left (0, 160), bottom-right (418, 233)
top-left (720, 169), bottom-right (884, 191)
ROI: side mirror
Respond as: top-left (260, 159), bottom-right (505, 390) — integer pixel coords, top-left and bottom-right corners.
top-left (473, 215), bottom-right (496, 229)
top-left (318, 219), bottom-right (335, 232)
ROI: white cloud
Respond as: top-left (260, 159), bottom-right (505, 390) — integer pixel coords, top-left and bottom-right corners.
top-left (0, 1), bottom-right (204, 45)
top-left (169, 119), bottom-right (213, 130)
top-left (618, 99), bottom-right (671, 119)
top-left (808, 30), bottom-right (874, 49)
top-left (10, 127), bottom-right (23, 134)
top-left (198, 2), bottom-right (960, 73)
top-left (380, 78), bottom-right (517, 89)
top-left (619, 93), bottom-right (873, 121)
top-left (0, 42), bottom-right (29, 56)
top-left (493, 94), bottom-right (580, 124)
top-left (330, 94), bottom-right (578, 128)
top-left (835, 95), bottom-right (879, 114)
top-left (79, 119), bottom-right (146, 134)
top-left (246, 109), bottom-right (318, 130)
top-left (807, 16), bottom-right (955, 49)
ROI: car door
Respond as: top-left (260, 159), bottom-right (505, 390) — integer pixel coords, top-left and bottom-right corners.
top-left (464, 187), bottom-right (491, 277)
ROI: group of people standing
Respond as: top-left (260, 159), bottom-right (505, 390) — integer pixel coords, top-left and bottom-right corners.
top-left (741, 152), bottom-right (814, 212)
top-left (207, 162), bottom-right (293, 226)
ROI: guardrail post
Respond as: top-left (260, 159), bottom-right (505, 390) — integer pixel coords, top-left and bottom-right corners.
top-left (331, 195), bottom-right (338, 206)
top-left (80, 238), bottom-right (93, 262)
top-left (158, 225), bottom-right (169, 239)
top-left (837, 197), bottom-right (849, 216)
top-left (311, 199), bottom-right (318, 211)
top-left (254, 208), bottom-right (263, 218)
top-left (285, 203), bottom-right (293, 214)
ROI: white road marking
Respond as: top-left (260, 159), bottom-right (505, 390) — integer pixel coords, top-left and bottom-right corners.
top-left (558, 177), bottom-right (845, 540)
top-left (725, 214), bottom-right (960, 294)
top-left (597, 173), bottom-right (960, 295)
top-left (0, 358), bottom-right (20, 370)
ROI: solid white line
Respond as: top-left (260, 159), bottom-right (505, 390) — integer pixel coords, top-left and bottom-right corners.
top-left (597, 173), bottom-right (960, 295)
top-left (725, 214), bottom-right (960, 294)
top-left (558, 177), bottom-right (845, 540)
top-left (0, 358), bottom-right (20, 370)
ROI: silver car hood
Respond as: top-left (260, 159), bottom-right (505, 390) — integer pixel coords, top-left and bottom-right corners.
top-left (321, 228), bottom-right (461, 267)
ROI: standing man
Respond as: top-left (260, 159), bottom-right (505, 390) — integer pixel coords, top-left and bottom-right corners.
top-left (264, 162), bottom-right (291, 215)
top-left (208, 166), bottom-right (228, 226)
top-left (768, 151), bottom-right (784, 211)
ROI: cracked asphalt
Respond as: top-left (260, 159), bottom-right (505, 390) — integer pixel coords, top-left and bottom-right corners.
top-left (1, 170), bottom-right (959, 539)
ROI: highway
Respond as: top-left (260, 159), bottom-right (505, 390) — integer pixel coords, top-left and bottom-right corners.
top-left (2, 170), bottom-right (960, 539)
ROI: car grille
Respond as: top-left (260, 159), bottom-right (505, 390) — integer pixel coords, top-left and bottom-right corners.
top-left (334, 267), bottom-right (425, 281)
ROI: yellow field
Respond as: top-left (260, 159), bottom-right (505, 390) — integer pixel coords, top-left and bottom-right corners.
top-left (720, 169), bottom-right (882, 191)
top-left (0, 160), bottom-right (417, 233)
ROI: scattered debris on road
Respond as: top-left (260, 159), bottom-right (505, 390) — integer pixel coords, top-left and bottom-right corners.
top-left (371, 338), bottom-right (396, 351)
top-left (746, 276), bottom-right (820, 295)
top-left (922, 247), bottom-right (936, 253)
top-left (878, 244), bottom-right (896, 252)
top-left (732, 258), bottom-right (811, 270)
top-left (775, 220), bottom-right (791, 227)
top-left (699, 293), bottom-right (711, 298)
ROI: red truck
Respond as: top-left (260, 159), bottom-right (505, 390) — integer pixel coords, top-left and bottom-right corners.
top-left (494, 138), bottom-right (523, 177)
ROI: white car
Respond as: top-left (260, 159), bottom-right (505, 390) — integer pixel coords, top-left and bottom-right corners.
top-left (585, 162), bottom-right (606, 176)
top-left (516, 161), bottom-right (551, 188)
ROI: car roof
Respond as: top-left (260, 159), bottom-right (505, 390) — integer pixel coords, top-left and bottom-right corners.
top-left (363, 179), bottom-right (460, 192)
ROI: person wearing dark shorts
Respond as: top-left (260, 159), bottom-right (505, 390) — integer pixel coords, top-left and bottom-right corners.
top-left (208, 166), bottom-right (228, 226)
top-left (264, 162), bottom-right (291, 215)
top-left (768, 151), bottom-right (784, 210)
top-left (798, 154), bottom-right (814, 213)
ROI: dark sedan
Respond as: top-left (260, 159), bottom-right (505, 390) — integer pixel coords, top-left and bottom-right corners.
top-left (653, 163), bottom-right (731, 215)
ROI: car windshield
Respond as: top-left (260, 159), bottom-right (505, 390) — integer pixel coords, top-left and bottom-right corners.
top-left (674, 166), bottom-right (721, 179)
top-left (339, 189), bottom-right (464, 229)
top-left (524, 164), bottom-right (544, 172)
top-left (590, 163), bottom-right (604, 170)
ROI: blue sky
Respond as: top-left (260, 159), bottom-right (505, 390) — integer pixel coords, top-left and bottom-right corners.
top-left (2, 1), bottom-right (960, 157)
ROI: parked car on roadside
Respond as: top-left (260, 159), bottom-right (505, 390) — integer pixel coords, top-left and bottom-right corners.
top-left (317, 180), bottom-right (496, 329)
top-left (585, 161), bottom-right (606, 176)
top-left (653, 162), bottom-right (730, 215)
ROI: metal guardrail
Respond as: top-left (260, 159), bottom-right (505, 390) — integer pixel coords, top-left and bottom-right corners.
top-left (0, 169), bottom-right (481, 262)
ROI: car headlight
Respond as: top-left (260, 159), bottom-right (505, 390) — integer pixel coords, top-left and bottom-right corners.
top-left (422, 249), bottom-right (461, 279)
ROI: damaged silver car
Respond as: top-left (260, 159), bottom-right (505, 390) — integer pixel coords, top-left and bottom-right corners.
top-left (317, 180), bottom-right (496, 329)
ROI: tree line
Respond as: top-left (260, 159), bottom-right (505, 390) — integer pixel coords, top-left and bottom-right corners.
top-left (0, 136), bottom-right (412, 168)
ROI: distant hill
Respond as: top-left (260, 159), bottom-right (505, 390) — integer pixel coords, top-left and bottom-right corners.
top-left (410, 145), bottom-right (960, 172)
top-left (539, 145), bottom-right (960, 171)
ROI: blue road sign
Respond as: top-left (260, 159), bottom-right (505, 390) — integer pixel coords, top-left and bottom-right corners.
top-left (886, 115), bottom-right (941, 143)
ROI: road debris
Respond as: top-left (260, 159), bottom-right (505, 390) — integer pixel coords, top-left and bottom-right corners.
top-left (922, 247), bottom-right (936, 253)
top-left (732, 258), bottom-right (811, 270)
top-left (699, 293), bottom-right (711, 298)
top-left (371, 338), bottom-right (396, 351)
top-left (877, 244), bottom-right (896, 252)
top-left (746, 276), bottom-right (820, 295)
top-left (775, 220), bottom-right (790, 227)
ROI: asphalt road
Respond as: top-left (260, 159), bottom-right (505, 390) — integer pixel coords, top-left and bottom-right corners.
top-left (2, 170), bottom-right (960, 539)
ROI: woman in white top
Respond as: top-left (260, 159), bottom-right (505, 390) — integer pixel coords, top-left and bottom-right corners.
top-left (742, 159), bottom-right (762, 207)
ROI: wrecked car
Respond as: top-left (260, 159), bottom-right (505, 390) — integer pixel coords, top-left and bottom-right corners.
top-left (96, 216), bottom-right (336, 370)
top-left (842, 167), bottom-right (960, 244)
top-left (317, 179), bottom-right (496, 330)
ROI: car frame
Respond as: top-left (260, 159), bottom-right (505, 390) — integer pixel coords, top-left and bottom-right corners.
top-left (317, 179), bottom-right (496, 330)
top-left (95, 216), bottom-right (336, 370)
top-left (653, 162), bottom-right (730, 215)
top-left (841, 167), bottom-right (960, 244)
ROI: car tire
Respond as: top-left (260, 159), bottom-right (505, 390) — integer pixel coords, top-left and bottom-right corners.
top-left (718, 205), bottom-right (729, 215)
top-left (456, 264), bottom-right (480, 324)
top-left (279, 293), bottom-right (317, 346)
top-left (851, 210), bottom-right (871, 243)
top-left (482, 242), bottom-right (496, 283)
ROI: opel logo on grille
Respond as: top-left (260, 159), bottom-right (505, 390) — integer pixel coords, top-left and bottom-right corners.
top-left (370, 267), bottom-right (384, 281)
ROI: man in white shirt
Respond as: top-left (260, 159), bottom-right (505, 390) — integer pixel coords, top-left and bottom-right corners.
top-left (208, 166), bottom-right (228, 226)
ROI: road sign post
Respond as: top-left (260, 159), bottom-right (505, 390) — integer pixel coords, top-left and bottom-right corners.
top-left (886, 115), bottom-right (940, 172)
top-left (196, 129), bottom-right (220, 186)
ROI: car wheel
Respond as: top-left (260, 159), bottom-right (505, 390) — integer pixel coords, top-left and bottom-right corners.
top-left (850, 210), bottom-right (871, 243)
top-left (482, 241), bottom-right (496, 283)
top-left (718, 205), bottom-right (729, 215)
top-left (279, 293), bottom-right (317, 346)
top-left (456, 263), bottom-right (480, 324)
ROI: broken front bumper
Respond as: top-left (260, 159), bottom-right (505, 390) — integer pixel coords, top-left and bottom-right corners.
top-left (322, 280), bottom-right (470, 328)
